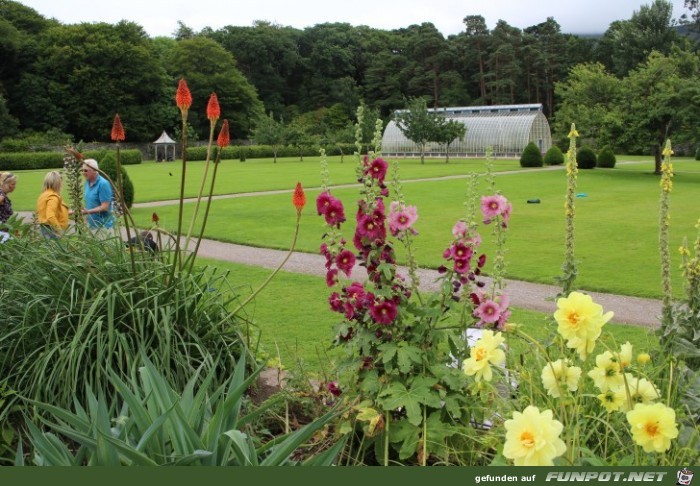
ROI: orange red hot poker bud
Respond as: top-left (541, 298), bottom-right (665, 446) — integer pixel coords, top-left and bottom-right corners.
top-left (111, 113), bottom-right (125, 142)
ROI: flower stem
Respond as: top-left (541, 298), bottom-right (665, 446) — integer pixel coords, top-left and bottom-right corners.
top-left (184, 121), bottom-right (216, 252)
top-left (172, 114), bottom-right (188, 276)
top-left (230, 213), bottom-right (301, 316)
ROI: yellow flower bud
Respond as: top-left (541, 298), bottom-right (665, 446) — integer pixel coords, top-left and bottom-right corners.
top-left (636, 353), bottom-right (651, 365)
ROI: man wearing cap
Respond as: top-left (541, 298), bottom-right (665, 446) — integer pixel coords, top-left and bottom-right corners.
top-left (81, 159), bottom-right (114, 230)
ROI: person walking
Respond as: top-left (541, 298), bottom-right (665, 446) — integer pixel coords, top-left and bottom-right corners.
top-left (36, 171), bottom-right (69, 238)
top-left (80, 159), bottom-right (113, 230)
top-left (0, 172), bottom-right (17, 243)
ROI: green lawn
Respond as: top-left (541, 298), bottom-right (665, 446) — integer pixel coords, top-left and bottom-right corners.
top-left (129, 159), bottom-right (700, 298)
top-left (8, 155), bottom-right (525, 210)
top-left (205, 258), bottom-right (660, 374)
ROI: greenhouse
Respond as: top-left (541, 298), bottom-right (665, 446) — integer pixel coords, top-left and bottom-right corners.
top-left (382, 104), bottom-right (552, 158)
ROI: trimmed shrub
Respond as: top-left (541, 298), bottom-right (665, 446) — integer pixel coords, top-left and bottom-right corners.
top-left (577, 146), bottom-right (597, 169)
top-left (0, 149), bottom-right (141, 171)
top-left (544, 146), bottom-right (565, 166)
top-left (695, 146), bottom-right (700, 161)
top-left (520, 142), bottom-right (543, 167)
top-left (597, 147), bottom-right (617, 168)
top-left (99, 152), bottom-right (135, 208)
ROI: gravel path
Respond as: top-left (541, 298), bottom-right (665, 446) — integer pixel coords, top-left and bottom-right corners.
top-left (194, 238), bottom-right (662, 329)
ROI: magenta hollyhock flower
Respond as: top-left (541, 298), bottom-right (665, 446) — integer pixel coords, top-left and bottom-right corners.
top-left (367, 157), bottom-right (388, 181)
top-left (474, 299), bottom-right (503, 324)
top-left (316, 192), bottom-right (333, 215)
top-left (451, 241), bottom-right (473, 261)
top-left (324, 198), bottom-right (346, 226)
top-left (335, 249), bottom-right (356, 277)
top-left (327, 381), bottom-right (342, 397)
top-left (326, 269), bottom-right (338, 287)
top-left (356, 213), bottom-right (384, 241)
top-left (344, 302), bottom-right (355, 320)
top-left (369, 297), bottom-right (398, 325)
top-left (454, 258), bottom-right (470, 274)
top-left (344, 282), bottom-right (366, 302)
top-left (329, 292), bottom-right (344, 313)
top-left (452, 220), bottom-right (468, 238)
top-left (388, 201), bottom-right (418, 236)
top-left (477, 253), bottom-right (487, 268)
top-left (481, 194), bottom-right (508, 221)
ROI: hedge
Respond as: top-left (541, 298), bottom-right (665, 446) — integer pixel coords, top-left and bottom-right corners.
top-left (0, 149), bottom-right (142, 171)
top-left (185, 143), bottom-right (359, 161)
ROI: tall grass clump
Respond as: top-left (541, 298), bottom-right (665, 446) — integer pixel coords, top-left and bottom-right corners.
top-left (0, 232), bottom-right (249, 415)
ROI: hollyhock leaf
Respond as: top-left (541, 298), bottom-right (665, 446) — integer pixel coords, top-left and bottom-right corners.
top-left (396, 345), bottom-right (423, 373)
top-left (377, 383), bottom-right (422, 426)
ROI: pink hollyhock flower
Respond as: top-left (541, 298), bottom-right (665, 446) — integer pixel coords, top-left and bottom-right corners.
top-left (502, 202), bottom-right (512, 226)
top-left (481, 194), bottom-right (508, 221)
top-left (335, 249), bottom-right (356, 277)
top-left (477, 254), bottom-right (487, 268)
top-left (344, 302), bottom-right (355, 320)
top-left (388, 201), bottom-right (418, 236)
top-left (474, 299), bottom-right (503, 324)
top-left (367, 157), bottom-right (388, 181)
top-left (316, 192), bottom-right (333, 215)
top-left (369, 297), bottom-right (398, 325)
top-left (324, 198), bottom-right (346, 226)
top-left (452, 220), bottom-right (468, 238)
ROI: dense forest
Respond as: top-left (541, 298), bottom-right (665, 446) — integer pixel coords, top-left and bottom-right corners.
top-left (0, 0), bottom-right (699, 157)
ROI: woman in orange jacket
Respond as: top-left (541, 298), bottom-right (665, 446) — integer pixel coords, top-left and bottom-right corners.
top-left (36, 171), bottom-right (69, 238)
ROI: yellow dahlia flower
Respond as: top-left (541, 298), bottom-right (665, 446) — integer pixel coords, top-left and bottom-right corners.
top-left (462, 330), bottom-right (506, 382)
top-left (619, 373), bottom-right (660, 412)
top-left (587, 351), bottom-right (624, 392)
top-left (554, 292), bottom-right (613, 360)
top-left (541, 359), bottom-right (581, 398)
top-left (618, 341), bottom-right (633, 369)
top-left (598, 390), bottom-right (624, 413)
top-left (503, 406), bottom-right (566, 466)
top-left (626, 403), bottom-right (678, 453)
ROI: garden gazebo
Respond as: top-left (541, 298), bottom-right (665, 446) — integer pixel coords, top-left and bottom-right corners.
top-left (382, 104), bottom-right (552, 158)
top-left (153, 131), bottom-right (176, 162)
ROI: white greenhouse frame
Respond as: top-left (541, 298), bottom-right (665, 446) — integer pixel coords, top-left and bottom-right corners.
top-left (382, 104), bottom-right (552, 158)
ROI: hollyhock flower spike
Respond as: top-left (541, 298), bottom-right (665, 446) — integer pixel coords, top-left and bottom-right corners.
top-left (217, 119), bottom-right (230, 148)
top-left (176, 78), bottom-right (192, 114)
top-left (111, 113), bottom-right (125, 142)
top-left (293, 182), bottom-right (306, 216)
top-left (206, 92), bottom-right (220, 122)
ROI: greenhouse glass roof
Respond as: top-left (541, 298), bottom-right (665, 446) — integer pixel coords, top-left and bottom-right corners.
top-left (382, 104), bottom-right (552, 158)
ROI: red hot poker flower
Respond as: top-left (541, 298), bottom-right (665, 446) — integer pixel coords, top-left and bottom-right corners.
top-left (152, 212), bottom-right (160, 224)
top-left (293, 182), bottom-right (306, 215)
top-left (217, 119), bottom-right (230, 148)
top-left (175, 79), bottom-right (192, 112)
top-left (206, 92), bottom-right (220, 122)
top-left (111, 113), bottom-right (125, 142)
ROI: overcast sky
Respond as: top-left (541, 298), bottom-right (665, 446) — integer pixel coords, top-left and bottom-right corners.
top-left (16, 0), bottom-right (691, 37)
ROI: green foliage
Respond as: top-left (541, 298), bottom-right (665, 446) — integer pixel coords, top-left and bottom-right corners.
top-left (577, 146), bottom-right (597, 169)
top-left (0, 232), bottom-right (247, 415)
top-left (0, 129), bottom-right (73, 152)
top-left (99, 152), bottom-right (135, 209)
top-left (22, 353), bottom-right (346, 466)
top-left (167, 37), bottom-right (264, 138)
top-left (543, 145), bottom-right (565, 165)
top-left (597, 146), bottom-right (617, 168)
top-left (394, 97), bottom-right (443, 164)
top-left (0, 149), bottom-right (141, 171)
top-left (695, 146), bottom-right (700, 161)
top-left (519, 142), bottom-right (544, 167)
